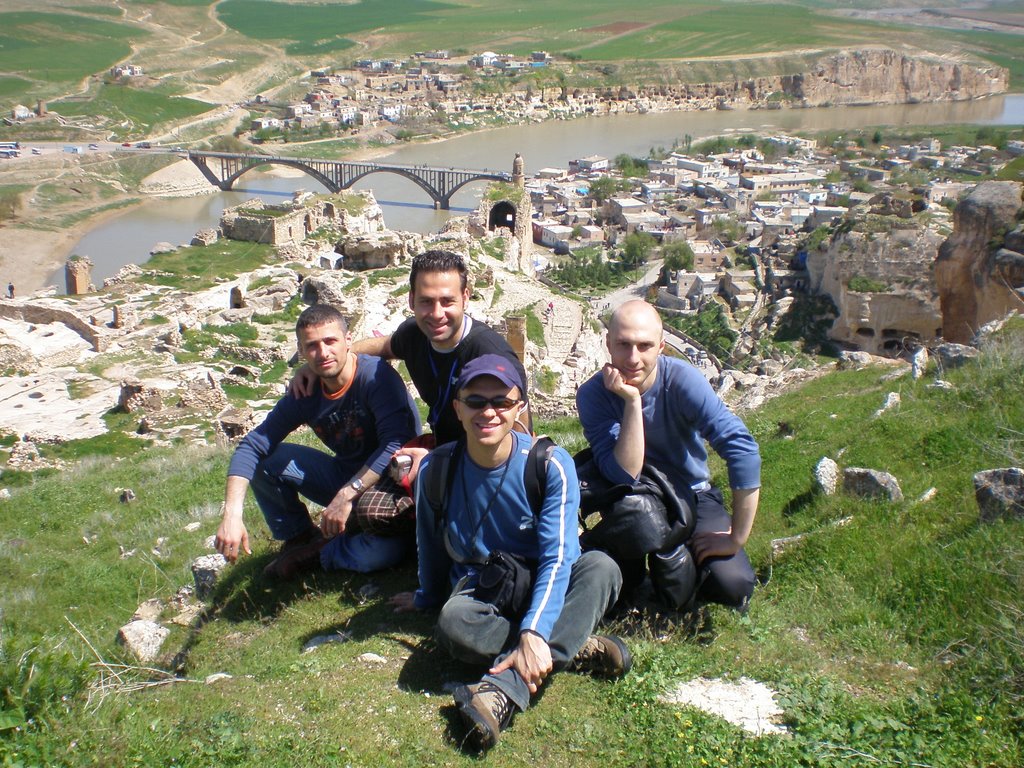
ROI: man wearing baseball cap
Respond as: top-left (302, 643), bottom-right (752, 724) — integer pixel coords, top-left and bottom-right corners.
top-left (391, 354), bottom-right (629, 752)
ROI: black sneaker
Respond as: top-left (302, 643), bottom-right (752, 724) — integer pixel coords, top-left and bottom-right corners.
top-left (453, 680), bottom-right (516, 751)
top-left (568, 635), bottom-right (633, 678)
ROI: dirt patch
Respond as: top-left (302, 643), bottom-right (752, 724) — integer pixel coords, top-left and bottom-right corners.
top-left (584, 21), bottom-right (650, 35)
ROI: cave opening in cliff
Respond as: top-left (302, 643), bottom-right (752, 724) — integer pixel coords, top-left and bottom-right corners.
top-left (488, 201), bottom-right (516, 232)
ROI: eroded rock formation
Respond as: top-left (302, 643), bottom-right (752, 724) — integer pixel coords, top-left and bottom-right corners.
top-left (806, 224), bottom-right (944, 355)
top-left (934, 181), bottom-right (1024, 344)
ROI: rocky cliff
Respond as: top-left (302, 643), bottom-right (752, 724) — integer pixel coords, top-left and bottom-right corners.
top-left (584, 49), bottom-right (1007, 111)
top-left (807, 222), bottom-right (944, 354)
top-left (934, 181), bottom-right (1024, 344)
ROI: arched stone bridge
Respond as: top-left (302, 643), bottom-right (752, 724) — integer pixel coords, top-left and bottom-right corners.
top-left (186, 150), bottom-right (512, 210)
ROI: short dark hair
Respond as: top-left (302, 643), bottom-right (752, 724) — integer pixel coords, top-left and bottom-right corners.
top-left (296, 304), bottom-right (348, 333)
top-left (409, 249), bottom-right (468, 293)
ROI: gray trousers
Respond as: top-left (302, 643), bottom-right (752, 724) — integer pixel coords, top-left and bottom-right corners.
top-left (436, 550), bottom-right (622, 711)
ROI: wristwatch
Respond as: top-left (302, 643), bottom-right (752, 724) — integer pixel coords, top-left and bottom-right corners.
top-left (348, 478), bottom-right (365, 495)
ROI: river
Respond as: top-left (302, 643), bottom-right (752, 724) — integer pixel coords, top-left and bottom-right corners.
top-left (56, 94), bottom-right (1024, 289)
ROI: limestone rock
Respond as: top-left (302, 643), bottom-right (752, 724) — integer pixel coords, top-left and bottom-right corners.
top-left (934, 342), bottom-right (979, 371)
top-left (112, 305), bottom-right (138, 330)
top-left (103, 263), bottom-right (143, 288)
top-left (216, 407), bottom-right (257, 444)
top-left (873, 392), bottom-right (900, 418)
top-left (843, 467), bottom-right (904, 502)
top-left (806, 225), bottom-right (943, 355)
top-left (191, 229), bottom-right (219, 246)
top-left (300, 272), bottom-right (358, 308)
top-left (118, 378), bottom-right (163, 413)
top-left (974, 467), bottom-right (1024, 522)
top-left (117, 619), bottom-right (170, 663)
top-left (150, 242), bottom-right (177, 255)
top-left (132, 598), bottom-right (165, 622)
top-left (910, 347), bottom-right (928, 379)
top-left (176, 372), bottom-right (227, 411)
top-left (216, 343), bottom-right (284, 365)
top-left (815, 457), bottom-right (839, 496)
top-left (336, 230), bottom-right (420, 270)
top-left (837, 351), bottom-right (873, 368)
top-left (935, 181), bottom-right (1024, 343)
top-left (191, 554), bottom-right (228, 599)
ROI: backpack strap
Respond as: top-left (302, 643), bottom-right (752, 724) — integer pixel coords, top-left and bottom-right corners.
top-left (422, 435), bottom-right (557, 528)
top-left (525, 435), bottom-right (556, 522)
top-left (421, 440), bottom-right (462, 529)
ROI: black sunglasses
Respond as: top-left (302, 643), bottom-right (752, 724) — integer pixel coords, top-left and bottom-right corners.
top-left (457, 395), bottom-right (522, 411)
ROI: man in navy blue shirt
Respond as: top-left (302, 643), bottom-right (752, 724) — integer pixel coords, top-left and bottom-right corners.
top-left (215, 304), bottom-right (420, 578)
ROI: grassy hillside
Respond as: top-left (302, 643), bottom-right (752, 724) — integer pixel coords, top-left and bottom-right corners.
top-left (2, 319), bottom-right (1021, 766)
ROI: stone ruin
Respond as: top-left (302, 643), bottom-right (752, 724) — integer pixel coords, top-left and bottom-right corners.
top-left (65, 256), bottom-right (93, 295)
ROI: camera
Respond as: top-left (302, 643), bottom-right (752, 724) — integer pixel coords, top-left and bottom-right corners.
top-left (389, 453), bottom-right (413, 482)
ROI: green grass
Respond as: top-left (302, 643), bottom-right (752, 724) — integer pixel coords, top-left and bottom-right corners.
top-left (0, 12), bottom-right (135, 89)
top-left (1, 322), bottom-right (1023, 764)
top-left (2, 323), bottom-right (1022, 765)
top-left (52, 83), bottom-right (212, 136)
top-left (141, 241), bottom-right (277, 290)
top-left (218, 0), bottom-right (457, 56)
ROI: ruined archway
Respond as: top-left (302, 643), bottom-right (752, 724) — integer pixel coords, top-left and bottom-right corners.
top-left (488, 201), bottom-right (516, 232)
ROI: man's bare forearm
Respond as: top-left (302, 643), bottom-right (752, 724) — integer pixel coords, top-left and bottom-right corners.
top-left (351, 335), bottom-right (394, 359)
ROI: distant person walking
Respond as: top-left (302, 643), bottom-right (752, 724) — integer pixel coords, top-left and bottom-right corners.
top-left (6, 282), bottom-right (13, 299)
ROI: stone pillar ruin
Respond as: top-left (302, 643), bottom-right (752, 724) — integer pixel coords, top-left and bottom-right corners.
top-left (512, 152), bottom-right (525, 188)
top-left (65, 256), bottom-right (93, 295)
top-left (505, 316), bottom-right (527, 363)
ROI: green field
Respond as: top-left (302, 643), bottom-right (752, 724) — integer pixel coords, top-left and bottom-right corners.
top-left (0, 12), bottom-right (135, 83)
top-left (52, 84), bottom-right (212, 136)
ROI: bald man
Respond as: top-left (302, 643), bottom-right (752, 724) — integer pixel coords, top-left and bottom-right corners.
top-left (576, 300), bottom-right (761, 609)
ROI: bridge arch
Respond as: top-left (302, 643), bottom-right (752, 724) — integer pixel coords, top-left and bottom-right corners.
top-left (222, 158), bottom-right (338, 192)
top-left (188, 151), bottom-right (512, 210)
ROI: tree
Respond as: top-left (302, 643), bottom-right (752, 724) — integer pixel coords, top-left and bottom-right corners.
top-left (622, 231), bottom-right (656, 267)
top-left (662, 240), bottom-right (694, 272)
top-left (588, 175), bottom-right (618, 204)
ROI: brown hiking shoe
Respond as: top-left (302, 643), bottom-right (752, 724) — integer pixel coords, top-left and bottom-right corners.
top-left (263, 530), bottom-right (326, 579)
top-left (568, 635), bottom-right (633, 679)
top-left (453, 681), bottom-right (516, 751)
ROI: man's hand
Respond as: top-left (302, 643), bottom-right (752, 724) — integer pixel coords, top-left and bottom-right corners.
top-left (601, 363), bottom-right (641, 402)
top-left (690, 530), bottom-right (742, 565)
top-left (490, 631), bottom-right (552, 695)
top-left (215, 513), bottom-right (251, 563)
top-left (287, 364), bottom-right (318, 399)
top-left (389, 591), bottom-right (418, 613)
top-left (320, 487), bottom-right (356, 537)
top-left (394, 446), bottom-right (430, 484)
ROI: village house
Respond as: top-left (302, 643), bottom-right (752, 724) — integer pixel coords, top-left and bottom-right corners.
top-left (690, 239), bottom-right (727, 271)
top-left (574, 155), bottom-right (610, 173)
top-left (719, 270), bottom-right (758, 310)
top-left (110, 64), bottom-right (144, 78)
top-left (607, 196), bottom-right (649, 226)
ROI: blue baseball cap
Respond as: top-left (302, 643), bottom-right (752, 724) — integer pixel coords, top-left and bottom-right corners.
top-left (456, 353), bottom-right (523, 391)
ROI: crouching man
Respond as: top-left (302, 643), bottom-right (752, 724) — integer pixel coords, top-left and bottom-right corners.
top-left (390, 354), bottom-right (629, 751)
top-left (215, 304), bottom-right (420, 578)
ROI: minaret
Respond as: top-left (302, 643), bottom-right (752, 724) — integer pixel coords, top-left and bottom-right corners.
top-left (512, 152), bottom-right (524, 188)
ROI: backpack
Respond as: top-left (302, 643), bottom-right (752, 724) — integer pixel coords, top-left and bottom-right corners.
top-left (421, 435), bottom-right (557, 528)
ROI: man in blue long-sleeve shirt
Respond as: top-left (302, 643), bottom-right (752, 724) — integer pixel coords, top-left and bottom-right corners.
top-left (391, 354), bottom-right (629, 752)
top-left (215, 304), bottom-right (420, 578)
top-left (576, 299), bottom-right (762, 609)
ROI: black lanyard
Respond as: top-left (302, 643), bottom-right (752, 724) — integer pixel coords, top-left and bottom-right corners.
top-left (451, 438), bottom-right (514, 563)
